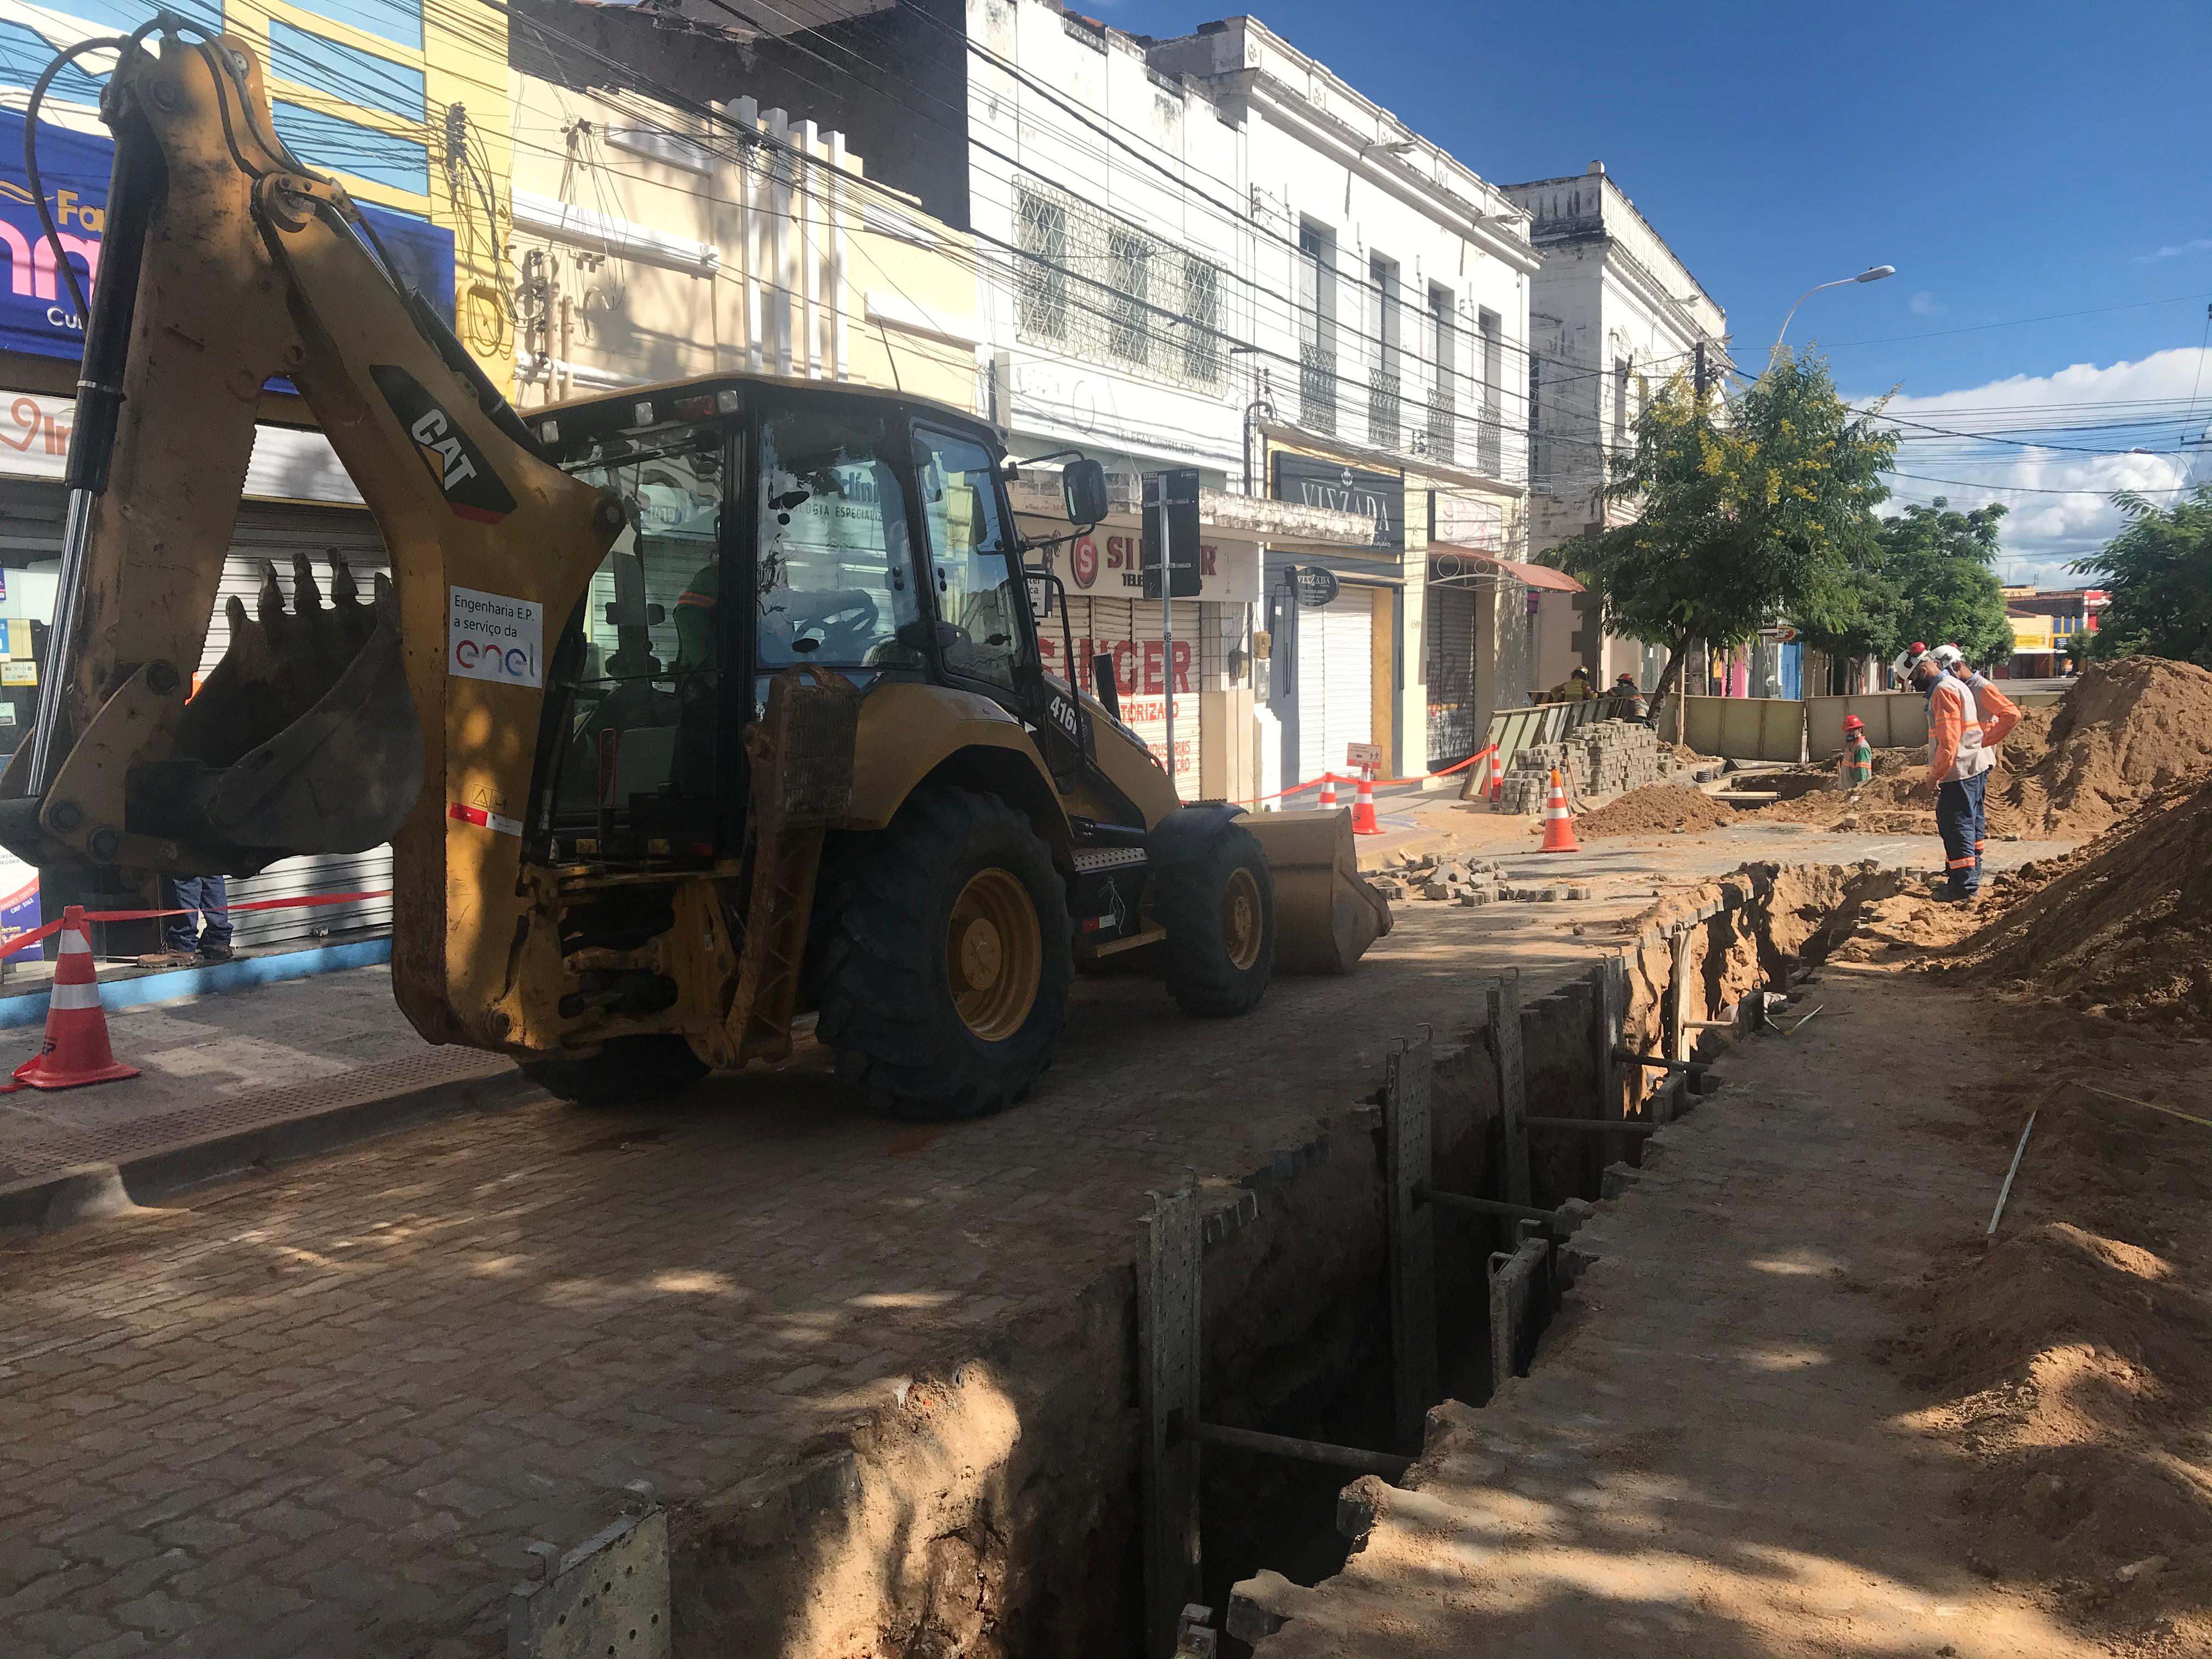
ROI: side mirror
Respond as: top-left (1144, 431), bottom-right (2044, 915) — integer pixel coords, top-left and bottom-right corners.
top-left (1025, 573), bottom-right (1056, 620)
top-left (1062, 458), bottom-right (1109, 526)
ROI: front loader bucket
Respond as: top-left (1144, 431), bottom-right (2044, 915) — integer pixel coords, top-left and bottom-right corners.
top-left (1246, 807), bottom-right (1393, 974)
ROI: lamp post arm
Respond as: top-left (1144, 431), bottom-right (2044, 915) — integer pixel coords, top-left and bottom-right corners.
top-left (1774, 278), bottom-right (1856, 353)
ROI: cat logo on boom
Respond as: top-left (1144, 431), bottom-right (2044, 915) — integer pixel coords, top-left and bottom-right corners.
top-left (369, 364), bottom-right (518, 525)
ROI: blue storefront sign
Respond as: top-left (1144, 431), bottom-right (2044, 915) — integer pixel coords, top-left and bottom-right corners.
top-left (0, 107), bottom-right (454, 366)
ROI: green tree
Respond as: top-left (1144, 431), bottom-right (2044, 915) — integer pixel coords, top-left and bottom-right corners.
top-left (2069, 482), bottom-right (2212, 669)
top-left (1547, 351), bottom-right (1897, 710)
top-left (1874, 498), bottom-right (2016, 666)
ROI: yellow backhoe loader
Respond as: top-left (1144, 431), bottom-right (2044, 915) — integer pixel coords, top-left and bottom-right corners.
top-left (0, 25), bottom-right (1390, 1117)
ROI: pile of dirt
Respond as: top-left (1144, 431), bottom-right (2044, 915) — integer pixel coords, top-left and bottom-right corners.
top-left (1891, 1044), bottom-right (2212, 1647)
top-left (1572, 783), bottom-right (1736, 838)
top-left (1950, 776), bottom-right (2212, 1020)
top-left (1995, 657), bottom-right (2212, 837)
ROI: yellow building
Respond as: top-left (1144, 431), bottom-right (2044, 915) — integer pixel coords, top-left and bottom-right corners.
top-left (0, 0), bottom-right (510, 392)
top-left (506, 70), bottom-right (979, 412)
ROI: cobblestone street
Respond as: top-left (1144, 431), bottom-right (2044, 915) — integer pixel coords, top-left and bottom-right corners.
top-left (0, 894), bottom-right (1620, 1659)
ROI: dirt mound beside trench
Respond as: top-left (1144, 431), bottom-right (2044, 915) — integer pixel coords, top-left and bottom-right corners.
top-left (1573, 783), bottom-right (1736, 838)
top-left (1950, 776), bottom-right (2212, 1020)
top-left (1996, 657), bottom-right (2212, 837)
top-left (1891, 1053), bottom-right (2212, 1647)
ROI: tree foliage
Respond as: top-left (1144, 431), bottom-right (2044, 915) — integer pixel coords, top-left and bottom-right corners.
top-left (2070, 483), bottom-right (2212, 670)
top-left (1870, 499), bottom-right (2016, 667)
top-left (1545, 351), bottom-right (1897, 705)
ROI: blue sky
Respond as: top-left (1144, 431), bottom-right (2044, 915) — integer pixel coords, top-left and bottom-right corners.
top-left (1105, 0), bottom-right (2212, 581)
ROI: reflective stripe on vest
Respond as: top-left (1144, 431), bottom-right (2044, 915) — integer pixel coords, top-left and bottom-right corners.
top-left (1936, 676), bottom-right (1991, 783)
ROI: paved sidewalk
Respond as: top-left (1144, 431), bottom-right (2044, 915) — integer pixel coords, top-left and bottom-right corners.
top-left (0, 967), bottom-right (518, 1222)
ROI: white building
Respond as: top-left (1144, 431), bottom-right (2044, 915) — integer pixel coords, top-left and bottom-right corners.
top-left (1500, 162), bottom-right (1728, 692)
top-left (1146, 15), bottom-right (1539, 789)
top-left (554, 0), bottom-right (1551, 798)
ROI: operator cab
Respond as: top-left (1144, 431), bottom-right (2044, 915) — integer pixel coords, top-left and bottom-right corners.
top-left (527, 375), bottom-right (1097, 868)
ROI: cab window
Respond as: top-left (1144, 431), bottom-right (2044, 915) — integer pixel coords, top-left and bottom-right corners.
top-left (756, 397), bottom-right (921, 695)
top-left (913, 426), bottom-right (1027, 691)
top-left (555, 423), bottom-right (723, 850)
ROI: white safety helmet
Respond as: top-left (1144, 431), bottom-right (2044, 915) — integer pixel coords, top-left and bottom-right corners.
top-left (1931, 644), bottom-right (1964, 668)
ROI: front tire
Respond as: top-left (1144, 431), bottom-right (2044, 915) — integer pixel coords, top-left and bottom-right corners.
top-left (1155, 822), bottom-right (1276, 1017)
top-left (520, 1034), bottom-right (710, 1105)
top-left (811, 787), bottom-right (1072, 1120)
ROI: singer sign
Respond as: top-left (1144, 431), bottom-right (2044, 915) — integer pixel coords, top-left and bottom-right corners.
top-left (1054, 531), bottom-right (1259, 604)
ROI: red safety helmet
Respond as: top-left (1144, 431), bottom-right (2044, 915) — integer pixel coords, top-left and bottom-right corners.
top-left (1842, 715), bottom-right (1866, 732)
top-left (1908, 641), bottom-right (1927, 656)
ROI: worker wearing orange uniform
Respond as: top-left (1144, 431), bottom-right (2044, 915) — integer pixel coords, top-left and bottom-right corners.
top-left (1911, 652), bottom-right (1997, 900)
top-left (1932, 645), bottom-right (2019, 881)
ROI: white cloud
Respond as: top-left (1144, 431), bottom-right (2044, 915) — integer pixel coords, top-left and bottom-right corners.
top-left (2136, 236), bottom-right (2212, 263)
top-left (1854, 348), bottom-right (2211, 587)
top-left (1908, 290), bottom-right (1945, 316)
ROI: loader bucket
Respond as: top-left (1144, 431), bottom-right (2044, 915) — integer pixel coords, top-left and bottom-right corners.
top-left (1245, 808), bottom-right (1393, 974)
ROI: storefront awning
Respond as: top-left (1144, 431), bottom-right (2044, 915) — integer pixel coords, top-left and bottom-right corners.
top-left (1429, 544), bottom-right (1585, 593)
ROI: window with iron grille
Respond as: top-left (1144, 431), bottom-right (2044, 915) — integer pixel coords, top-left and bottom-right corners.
top-left (1011, 176), bottom-right (1222, 391)
top-left (1015, 189), bottom-right (1068, 342)
top-left (1182, 257), bottom-right (1220, 381)
top-left (1107, 228), bottom-right (1150, 366)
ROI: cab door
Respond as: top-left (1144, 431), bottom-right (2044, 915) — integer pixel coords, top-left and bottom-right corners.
top-left (909, 423), bottom-right (1084, 781)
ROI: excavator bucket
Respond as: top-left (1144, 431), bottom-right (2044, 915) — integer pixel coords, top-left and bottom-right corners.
top-left (1244, 808), bottom-right (1393, 973)
top-left (121, 554), bottom-right (423, 872)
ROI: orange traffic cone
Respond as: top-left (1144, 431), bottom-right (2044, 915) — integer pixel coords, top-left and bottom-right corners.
top-left (8, 906), bottom-right (139, 1091)
top-left (1317, 773), bottom-right (1338, 809)
top-left (1538, 768), bottom-right (1581, 853)
top-left (1351, 765), bottom-right (1381, 835)
top-left (1489, 757), bottom-right (1504, 805)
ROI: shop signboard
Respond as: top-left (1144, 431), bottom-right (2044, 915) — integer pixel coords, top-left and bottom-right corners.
top-left (1271, 453), bottom-right (1404, 549)
top-left (1293, 566), bottom-right (1340, 608)
top-left (1055, 529), bottom-right (1257, 604)
top-left (0, 109), bottom-right (454, 366)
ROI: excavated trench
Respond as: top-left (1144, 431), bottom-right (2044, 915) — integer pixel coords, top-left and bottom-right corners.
top-left (665, 861), bottom-right (1883, 1658)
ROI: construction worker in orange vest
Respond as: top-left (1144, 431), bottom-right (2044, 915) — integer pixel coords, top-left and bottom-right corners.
top-left (1837, 714), bottom-right (1874, 791)
top-left (1931, 645), bottom-right (2019, 882)
top-left (1910, 651), bottom-right (1997, 901)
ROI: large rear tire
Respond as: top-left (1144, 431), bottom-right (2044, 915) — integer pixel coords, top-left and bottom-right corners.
top-left (1155, 822), bottom-right (1276, 1017)
top-left (811, 787), bottom-right (1071, 1120)
top-left (520, 1034), bottom-right (710, 1105)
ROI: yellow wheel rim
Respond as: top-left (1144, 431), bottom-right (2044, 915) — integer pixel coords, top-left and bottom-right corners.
top-left (946, 868), bottom-right (1042, 1041)
top-left (1223, 866), bottom-right (1264, 972)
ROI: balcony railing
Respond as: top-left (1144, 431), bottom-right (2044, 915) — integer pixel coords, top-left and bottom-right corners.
top-left (1299, 343), bottom-right (1337, 436)
top-left (1368, 370), bottom-right (1401, 452)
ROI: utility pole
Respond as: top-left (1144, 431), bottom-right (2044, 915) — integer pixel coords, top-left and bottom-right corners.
top-left (1693, 340), bottom-right (1707, 403)
top-left (1158, 475), bottom-right (1175, 788)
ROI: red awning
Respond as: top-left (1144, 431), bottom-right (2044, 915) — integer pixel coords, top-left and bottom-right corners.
top-left (1429, 544), bottom-right (1586, 593)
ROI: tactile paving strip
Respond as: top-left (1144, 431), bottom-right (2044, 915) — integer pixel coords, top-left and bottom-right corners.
top-left (0, 1046), bottom-right (516, 1180)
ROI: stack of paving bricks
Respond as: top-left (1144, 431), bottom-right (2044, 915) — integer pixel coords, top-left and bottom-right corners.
top-left (1496, 719), bottom-right (1675, 814)
top-left (1369, 853), bottom-right (1589, 906)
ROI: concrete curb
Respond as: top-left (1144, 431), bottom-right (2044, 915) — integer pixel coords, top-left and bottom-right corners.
top-left (0, 937), bottom-right (394, 1031)
top-left (0, 1060), bottom-right (540, 1232)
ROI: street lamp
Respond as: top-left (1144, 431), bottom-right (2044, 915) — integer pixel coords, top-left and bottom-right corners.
top-left (1773, 265), bottom-right (1895, 352)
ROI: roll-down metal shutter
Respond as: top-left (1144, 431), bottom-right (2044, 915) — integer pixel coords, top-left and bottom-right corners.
top-left (1296, 584), bottom-right (1374, 786)
top-left (1425, 579), bottom-right (1477, 769)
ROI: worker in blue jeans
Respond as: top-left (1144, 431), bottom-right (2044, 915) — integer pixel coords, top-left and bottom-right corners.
top-left (137, 875), bottom-right (235, 967)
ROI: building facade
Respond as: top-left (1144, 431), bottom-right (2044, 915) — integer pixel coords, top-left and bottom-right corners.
top-left (1145, 15), bottom-right (1538, 789)
top-left (1501, 162), bottom-right (1727, 697)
